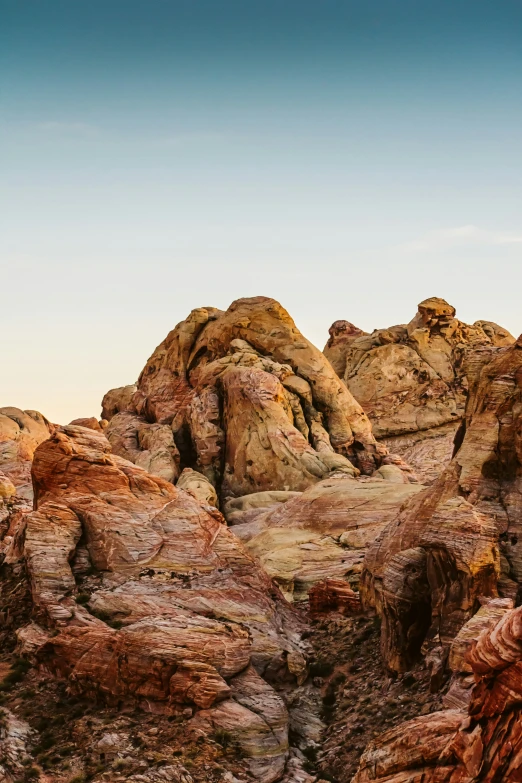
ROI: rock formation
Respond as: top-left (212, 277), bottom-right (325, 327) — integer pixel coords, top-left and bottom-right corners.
top-left (362, 334), bottom-right (522, 675)
top-left (103, 297), bottom-right (385, 498)
top-left (229, 473), bottom-right (422, 602)
top-left (325, 298), bottom-right (514, 483)
top-left (15, 424), bottom-right (313, 782)
top-left (351, 601), bottom-right (522, 783)
top-left (0, 407), bottom-right (52, 502)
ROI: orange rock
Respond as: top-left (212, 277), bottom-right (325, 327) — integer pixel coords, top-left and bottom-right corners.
top-left (21, 424), bottom-right (310, 780)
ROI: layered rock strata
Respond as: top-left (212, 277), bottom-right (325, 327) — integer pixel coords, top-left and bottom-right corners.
top-left (362, 334), bottom-right (522, 674)
top-left (351, 602), bottom-right (522, 783)
top-left (325, 298), bottom-right (514, 483)
top-left (230, 474), bottom-right (423, 602)
top-left (16, 424), bottom-right (313, 782)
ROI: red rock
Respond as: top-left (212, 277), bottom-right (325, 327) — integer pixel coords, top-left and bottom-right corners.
top-left (309, 578), bottom-right (361, 617)
top-left (20, 424), bottom-right (310, 780)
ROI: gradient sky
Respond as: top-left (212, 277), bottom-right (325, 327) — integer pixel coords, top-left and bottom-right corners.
top-left (2, 0), bottom-right (522, 423)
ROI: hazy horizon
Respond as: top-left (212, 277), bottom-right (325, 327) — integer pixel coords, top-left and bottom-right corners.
top-left (3, 1), bottom-right (522, 422)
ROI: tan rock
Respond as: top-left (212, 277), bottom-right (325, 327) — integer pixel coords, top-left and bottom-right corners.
top-left (233, 475), bottom-right (423, 602)
top-left (362, 335), bottom-right (522, 673)
top-left (0, 407), bottom-right (53, 501)
top-left (103, 297), bottom-right (387, 501)
top-left (325, 298), bottom-right (515, 484)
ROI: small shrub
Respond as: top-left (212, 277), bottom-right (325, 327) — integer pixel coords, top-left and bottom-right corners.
top-left (214, 729), bottom-right (233, 750)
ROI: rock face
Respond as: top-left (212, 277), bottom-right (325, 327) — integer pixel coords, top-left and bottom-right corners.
top-left (228, 474), bottom-right (422, 602)
top-left (325, 298), bottom-right (514, 483)
top-left (18, 424), bottom-right (312, 782)
top-left (0, 407), bottom-right (52, 502)
top-left (103, 297), bottom-right (385, 496)
top-left (351, 602), bottom-right (522, 783)
top-left (362, 335), bottom-right (522, 675)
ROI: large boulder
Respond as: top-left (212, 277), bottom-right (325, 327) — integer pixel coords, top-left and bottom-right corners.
top-left (325, 298), bottom-right (514, 484)
top-left (19, 424), bottom-right (311, 782)
top-left (103, 297), bottom-right (386, 496)
top-left (362, 335), bottom-right (522, 673)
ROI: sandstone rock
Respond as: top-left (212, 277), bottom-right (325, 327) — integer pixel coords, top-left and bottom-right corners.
top-left (21, 424), bottom-right (309, 776)
top-left (69, 416), bottom-right (104, 431)
top-left (233, 475), bottom-right (422, 602)
top-left (0, 407), bottom-right (53, 501)
top-left (362, 335), bottom-right (522, 673)
top-left (104, 410), bottom-right (181, 483)
top-left (176, 468), bottom-right (218, 507)
top-left (352, 601), bottom-right (522, 782)
top-left (103, 298), bottom-right (386, 500)
top-left (325, 298), bottom-right (515, 484)
top-left (309, 578), bottom-right (361, 617)
top-left (100, 384), bottom-right (137, 420)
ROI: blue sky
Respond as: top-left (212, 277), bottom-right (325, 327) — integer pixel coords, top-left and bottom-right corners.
top-left (2, 0), bottom-right (522, 422)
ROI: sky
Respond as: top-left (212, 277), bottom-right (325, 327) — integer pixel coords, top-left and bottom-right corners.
top-left (2, 0), bottom-right (522, 423)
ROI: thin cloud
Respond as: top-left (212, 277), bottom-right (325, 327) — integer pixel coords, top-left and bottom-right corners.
top-left (400, 225), bottom-right (522, 252)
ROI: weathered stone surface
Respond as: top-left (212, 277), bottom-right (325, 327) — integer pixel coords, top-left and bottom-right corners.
top-left (352, 602), bottom-right (522, 783)
top-left (232, 475), bottom-right (422, 602)
top-left (105, 410), bottom-right (180, 483)
top-left (362, 335), bottom-right (522, 673)
top-left (0, 407), bottom-right (53, 501)
top-left (21, 424), bottom-right (310, 779)
top-left (325, 298), bottom-right (514, 484)
top-left (309, 578), bottom-right (361, 617)
top-left (103, 298), bottom-right (386, 501)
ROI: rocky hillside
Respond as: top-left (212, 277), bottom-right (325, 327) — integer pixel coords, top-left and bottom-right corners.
top-left (1, 296), bottom-right (522, 783)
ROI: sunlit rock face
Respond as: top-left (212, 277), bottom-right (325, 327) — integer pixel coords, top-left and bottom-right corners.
top-left (102, 296), bottom-right (386, 497)
top-left (19, 424), bottom-right (313, 781)
top-left (0, 407), bottom-right (53, 502)
top-left (324, 297), bottom-right (515, 484)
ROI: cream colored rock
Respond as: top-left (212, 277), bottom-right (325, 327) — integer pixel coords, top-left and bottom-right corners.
top-left (103, 297), bottom-right (387, 503)
top-left (325, 298), bottom-right (515, 484)
top-left (233, 475), bottom-right (423, 602)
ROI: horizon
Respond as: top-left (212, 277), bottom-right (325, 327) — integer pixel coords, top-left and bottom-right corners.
top-left (3, 0), bottom-right (522, 422)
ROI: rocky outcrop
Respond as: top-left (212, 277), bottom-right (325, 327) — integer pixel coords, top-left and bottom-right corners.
top-left (17, 424), bottom-right (314, 782)
top-left (230, 474), bottom-right (423, 602)
top-left (362, 335), bottom-right (522, 673)
top-left (103, 298), bottom-right (386, 497)
top-left (325, 298), bottom-right (514, 484)
top-left (0, 407), bottom-right (52, 502)
top-left (351, 601), bottom-right (522, 783)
